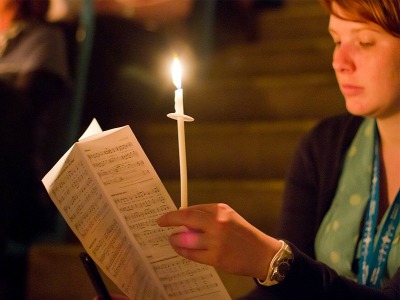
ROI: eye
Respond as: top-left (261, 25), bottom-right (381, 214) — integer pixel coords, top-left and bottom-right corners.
top-left (359, 41), bottom-right (374, 47)
top-left (358, 35), bottom-right (375, 47)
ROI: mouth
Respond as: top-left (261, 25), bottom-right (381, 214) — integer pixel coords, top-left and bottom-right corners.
top-left (340, 84), bottom-right (364, 97)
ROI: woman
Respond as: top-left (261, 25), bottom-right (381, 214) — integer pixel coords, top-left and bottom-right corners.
top-left (157, 0), bottom-right (400, 298)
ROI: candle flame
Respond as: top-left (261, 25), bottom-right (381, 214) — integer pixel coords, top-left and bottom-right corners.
top-left (171, 57), bottom-right (182, 89)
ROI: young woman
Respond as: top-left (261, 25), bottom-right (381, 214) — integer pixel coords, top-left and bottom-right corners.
top-left (157, 0), bottom-right (400, 298)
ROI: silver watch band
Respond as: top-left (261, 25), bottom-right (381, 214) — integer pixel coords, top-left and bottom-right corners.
top-left (257, 240), bottom-right (293, 286)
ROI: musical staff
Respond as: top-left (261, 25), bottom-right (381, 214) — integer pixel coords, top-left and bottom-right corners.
top-left (42, 122), bottom-right (230, 300)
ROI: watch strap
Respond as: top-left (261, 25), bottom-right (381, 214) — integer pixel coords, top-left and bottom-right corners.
top-left (257, 240), bottom-right (293, 286)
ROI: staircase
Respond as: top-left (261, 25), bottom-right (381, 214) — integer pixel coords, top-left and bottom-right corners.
top-left (140, 0), bottom-right (345, 234)
top-left (27, 1), bottom-right (347, 299)
top-left (134, 2), bottom-right (346, 296)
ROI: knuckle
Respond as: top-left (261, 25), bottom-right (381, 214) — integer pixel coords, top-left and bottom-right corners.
top-left (215, 203), bottom-right (235, 224)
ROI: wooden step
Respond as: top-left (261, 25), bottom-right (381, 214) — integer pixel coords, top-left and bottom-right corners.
top-left (258, 0), bottom-right (330, 39)
top-left (137, 119), bottom-right (316, 180)
top-left (94, 71), bottom-right (345, 128)
top-left (184, 72), bottom-right (346, 122)
top-left (163, 178), bottom-right (285, 236)
top-left (27, 243), bottom-right (257, 299)
top-left (208, 37), bottom-right (334, 77)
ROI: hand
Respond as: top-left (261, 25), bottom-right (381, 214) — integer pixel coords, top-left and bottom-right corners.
top-left (157, 203), bottom-right (281, 279)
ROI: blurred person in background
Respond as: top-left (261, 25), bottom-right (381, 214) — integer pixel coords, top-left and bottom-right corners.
top-left (0, 0), bottom-right (71, 298)
top-left (47, 0), bottom-right (194, 27)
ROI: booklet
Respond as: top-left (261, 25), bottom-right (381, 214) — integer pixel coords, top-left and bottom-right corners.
top-left (42, 119), bottom-right (231, 300)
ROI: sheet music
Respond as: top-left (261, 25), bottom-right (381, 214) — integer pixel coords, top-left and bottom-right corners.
top-left (43, 121), bottom-right (231, 300)
top-left (43, 145), bottom-right (166, 299)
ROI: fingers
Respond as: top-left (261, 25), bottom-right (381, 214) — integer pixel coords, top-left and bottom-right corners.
top-left (169, 229), bottom-right (207, 249)
top-left (158, 204), bottom-right (223, 252)
top-left (168, 231), bottom-right (217, 267)
top-left (157, 202), bottom-right (278, 278)
top-left (157, 204), bottom-right (218, 231)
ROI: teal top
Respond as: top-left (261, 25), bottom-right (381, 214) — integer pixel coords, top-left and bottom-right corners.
top-left (315, 118), bottom-right (400, 283)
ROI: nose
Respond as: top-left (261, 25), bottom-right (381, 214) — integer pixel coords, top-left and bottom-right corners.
top-left (332, 45), bottom-right (355, 73)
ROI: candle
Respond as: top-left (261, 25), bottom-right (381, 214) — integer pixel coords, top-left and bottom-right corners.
top-left (172, 57), bottom-right (184, 114)
top-left (167, 57), bottom-right (194, 208)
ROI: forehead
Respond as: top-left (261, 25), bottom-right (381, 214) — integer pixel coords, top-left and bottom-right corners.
top-left (328, 14), bottom-right (383, 34)
top-left (329, 2), bottom-right (370, 28)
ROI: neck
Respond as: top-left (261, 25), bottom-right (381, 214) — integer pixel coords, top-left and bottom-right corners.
top-left (376, 115), bottom-right (400, 149)
top-left (376, 115), bottom-right (400, 206)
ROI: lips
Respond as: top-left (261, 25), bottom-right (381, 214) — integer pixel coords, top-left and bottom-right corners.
top-left (340, 84), bottom-right (364, 96)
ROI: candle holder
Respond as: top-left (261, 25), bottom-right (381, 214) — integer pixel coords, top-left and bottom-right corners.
top-left (167, 113), bottom-right (194, 122)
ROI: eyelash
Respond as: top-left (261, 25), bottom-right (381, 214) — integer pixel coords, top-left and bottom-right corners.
top-left (359, 41), bottom-right (374, 47)
top-left (332, 41), bottom-right (374, 48)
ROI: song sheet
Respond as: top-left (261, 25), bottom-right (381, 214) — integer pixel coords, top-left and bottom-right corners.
top-left (42, 120), bottom-right (231, 300)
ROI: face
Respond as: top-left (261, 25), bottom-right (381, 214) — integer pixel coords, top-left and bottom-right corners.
top-left (329, 4), bottom-right (400, 119)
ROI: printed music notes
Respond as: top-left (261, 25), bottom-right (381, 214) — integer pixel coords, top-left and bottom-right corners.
top-left (42, 120), bottom-right (231, 300)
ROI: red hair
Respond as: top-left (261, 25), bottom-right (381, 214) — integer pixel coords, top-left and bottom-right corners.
top-left (321, 0), bottom-right (400, 37)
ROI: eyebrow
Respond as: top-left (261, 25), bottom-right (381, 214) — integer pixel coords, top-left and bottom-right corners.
top-left (328, 22), bottom-right (382, 34)
top-left (328, 25), bottom-right (382, 35)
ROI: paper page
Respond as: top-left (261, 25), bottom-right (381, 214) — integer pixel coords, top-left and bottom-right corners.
top-left (42, 145), bottom-right (166, 300)
top-left (78, 118), bottom-right (103, 141)
top-left (75, 125), bottom-right (230, 300)
top-left (43, 124), bottom-right (230, 300)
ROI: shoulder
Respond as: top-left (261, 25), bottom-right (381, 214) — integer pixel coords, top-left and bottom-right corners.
top-left (15, 21), bottom-right (69, 80)
top-left (308, 114), bottom-right (363, 142)
top-left (10, 21), bottom-right (67, 60)
top-left (21, 21), bottom-right (66, 45)
top-left (290, 113), bottom-right (365, 189)
top-left (300, 114), bottom-right (364, 156)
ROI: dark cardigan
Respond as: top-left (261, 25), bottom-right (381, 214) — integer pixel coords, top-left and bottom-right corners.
top-left (241, 114), bottom-right (399, 299)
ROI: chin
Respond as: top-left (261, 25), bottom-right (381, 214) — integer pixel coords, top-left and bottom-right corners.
top-left (346, 106), bottom-right (377, 119)
top-left (344, 99), bottom-right (369, 117)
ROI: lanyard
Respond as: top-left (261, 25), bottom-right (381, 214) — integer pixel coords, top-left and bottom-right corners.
top-left (358, 126), bottom-right (400, 288)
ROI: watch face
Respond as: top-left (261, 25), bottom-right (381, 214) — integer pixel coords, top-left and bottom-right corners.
top-left (272, 260), bottom-right (291, 282)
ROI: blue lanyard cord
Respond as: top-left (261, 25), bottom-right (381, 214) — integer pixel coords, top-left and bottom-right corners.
top-left (358, 125), bottom-right (400, 288)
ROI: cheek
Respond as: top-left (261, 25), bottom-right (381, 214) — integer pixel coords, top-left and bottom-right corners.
top-left (375, 65), bottom-right (400, 101)
top-left (373, 46), bottom-right (400, 87)
top-left (364, 67), bottom-right (400, 117)
top-left (365, 58), bottom-right (397, 96)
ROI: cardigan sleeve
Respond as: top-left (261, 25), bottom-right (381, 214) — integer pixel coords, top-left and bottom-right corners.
top-left (239, 242), bottom-right (399, 299)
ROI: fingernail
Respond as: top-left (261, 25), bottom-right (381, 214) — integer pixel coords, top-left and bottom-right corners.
top-left (156, 215), bottom-right (164, 225)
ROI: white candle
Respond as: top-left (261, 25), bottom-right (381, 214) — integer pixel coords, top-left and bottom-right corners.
top-left (175, 89), bottom-right (184, 114)
top-left (177, 118), bottom-right (188, 208)
top-left (171, 57), bottom-right (188, 208)
top-left (172, 57), bottom-right (184, 114)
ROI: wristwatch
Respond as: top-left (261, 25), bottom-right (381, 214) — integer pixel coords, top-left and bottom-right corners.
top-left (257, 240), bottom-right (293, 286)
